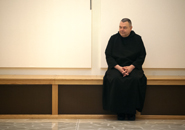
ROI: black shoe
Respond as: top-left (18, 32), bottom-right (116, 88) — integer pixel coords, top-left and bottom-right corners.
top-left (117, 113), bottom-right (125, 120)
top-left (127, 114), bottom-right (135, 121)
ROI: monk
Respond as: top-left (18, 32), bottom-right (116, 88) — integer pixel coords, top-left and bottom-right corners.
top-left (103, 18), bottom-right (147, 121)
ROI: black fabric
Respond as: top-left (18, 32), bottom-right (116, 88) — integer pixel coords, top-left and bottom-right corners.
top-left (103, 31), bottom-right (147, 114)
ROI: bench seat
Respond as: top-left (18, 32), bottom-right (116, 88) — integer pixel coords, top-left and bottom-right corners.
top-left (0, 75), bottom-right (185, 119)
top-left (1, 75), bottom-right (185, 85)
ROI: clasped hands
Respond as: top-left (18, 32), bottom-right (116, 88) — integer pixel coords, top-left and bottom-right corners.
top-left (115, 64), bottom-right (135, 77)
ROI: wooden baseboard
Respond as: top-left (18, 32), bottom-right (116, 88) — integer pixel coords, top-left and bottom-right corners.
top-left (0, 115), bottom-right (185, 119)
top-left (137, 115), bottom-right (185, 119)
top-left (0, 115), bottom-right (116, 119)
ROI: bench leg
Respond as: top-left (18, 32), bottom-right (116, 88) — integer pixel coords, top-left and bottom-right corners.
top-left (52, 84), bottom-right (58, 115)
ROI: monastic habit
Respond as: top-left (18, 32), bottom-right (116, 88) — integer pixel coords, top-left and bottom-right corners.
top-left (103, 31), bottom-right (147, 114)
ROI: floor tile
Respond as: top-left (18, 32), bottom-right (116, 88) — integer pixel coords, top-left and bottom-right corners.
top-left (0, 119), bottom-right (185, 130)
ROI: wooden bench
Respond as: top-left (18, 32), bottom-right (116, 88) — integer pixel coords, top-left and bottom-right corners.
top-left (0, 75), bottom-right (185, 119)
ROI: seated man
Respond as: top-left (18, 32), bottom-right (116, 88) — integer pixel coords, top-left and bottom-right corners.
top-left (103, 18), bottom-right (147, 121)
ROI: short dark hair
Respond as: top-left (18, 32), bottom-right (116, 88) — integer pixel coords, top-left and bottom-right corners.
top-left (121, 18), bottom-right (132, 26)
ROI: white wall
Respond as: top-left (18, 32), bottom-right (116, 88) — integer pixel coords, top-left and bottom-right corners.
top-left (0, 0), bottom-right (185, 76)
top-left (100, 0), bottom-right (185, 69)
top-left (0, 0), bottom-right (91, 68)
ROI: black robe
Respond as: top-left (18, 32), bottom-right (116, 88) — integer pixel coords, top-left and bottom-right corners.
top-left (103, 31), bottom-right (147, 114)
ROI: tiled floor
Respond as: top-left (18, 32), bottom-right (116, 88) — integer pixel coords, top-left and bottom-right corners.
top-left (0, 119), bottom-right (185, 130)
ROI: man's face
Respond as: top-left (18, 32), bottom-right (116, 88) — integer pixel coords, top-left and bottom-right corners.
top-left (119, 21), bottom-right (132, 37)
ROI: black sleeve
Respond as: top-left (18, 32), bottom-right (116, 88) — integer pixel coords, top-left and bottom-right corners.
top-left (132, 37), bottom-right (146, 69)
top-left (105, 36), bottom-right (118, 69)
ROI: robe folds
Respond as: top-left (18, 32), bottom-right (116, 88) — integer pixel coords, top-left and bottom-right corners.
top-left (103, 31), bottom-right (147, 114)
